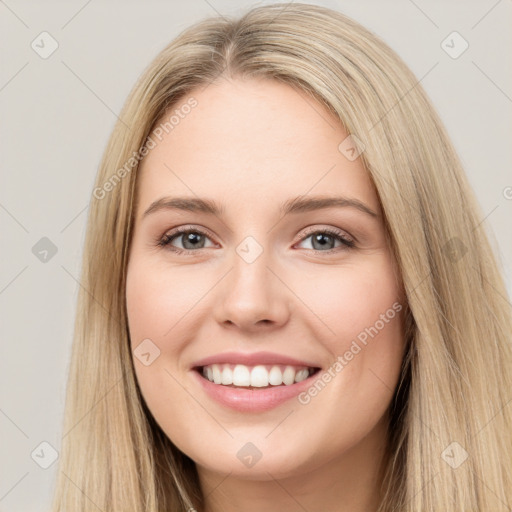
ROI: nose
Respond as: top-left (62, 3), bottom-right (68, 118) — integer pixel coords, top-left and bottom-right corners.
top-left (213, 247), bottom-right (291, 333)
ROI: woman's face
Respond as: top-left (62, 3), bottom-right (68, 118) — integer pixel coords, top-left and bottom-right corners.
top-left (126, 77), bottom-right (406, 482)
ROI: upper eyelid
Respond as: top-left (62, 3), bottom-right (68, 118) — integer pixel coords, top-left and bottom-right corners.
top-left (167, 225), bottom-right (217, 243)
top-left (162, 224), bottom-right (350, 238)
top-left (299, 225), bottom-right (353, 240)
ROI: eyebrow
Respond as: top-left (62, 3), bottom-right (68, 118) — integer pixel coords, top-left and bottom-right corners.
top-left (143, 195), bottom-right (379, 219)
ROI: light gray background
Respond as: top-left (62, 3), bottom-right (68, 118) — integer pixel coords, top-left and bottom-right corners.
top-left (1, 1), bottom-right (511, 510)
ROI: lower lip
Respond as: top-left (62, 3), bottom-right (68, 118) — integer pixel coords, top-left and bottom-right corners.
top-left (192, 369), bottom-right (320, 412)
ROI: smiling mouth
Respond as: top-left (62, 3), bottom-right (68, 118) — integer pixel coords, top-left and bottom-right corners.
top-left (195, 363), bottom-right (321, 389)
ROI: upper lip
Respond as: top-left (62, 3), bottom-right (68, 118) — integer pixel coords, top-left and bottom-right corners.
top-left (191, 351), bottom-right (321, 369)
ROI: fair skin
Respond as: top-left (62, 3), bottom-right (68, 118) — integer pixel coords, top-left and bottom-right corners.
top-left (126, 76), bottom-right (406, 512)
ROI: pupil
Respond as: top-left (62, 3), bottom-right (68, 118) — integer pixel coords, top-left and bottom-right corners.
top-left (183, 232), bottom-right (203, 249)
top-left (313, 233), bottom-right (333, 250)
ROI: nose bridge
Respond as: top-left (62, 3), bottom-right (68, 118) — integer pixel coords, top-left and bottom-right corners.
top-left (214, 235), bottom-right (289, 329)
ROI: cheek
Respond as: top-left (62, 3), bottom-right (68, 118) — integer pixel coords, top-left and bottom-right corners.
top-left (291, 256), bottom-right (405, 410)
top-left (125, 257), bottom-right (204, 346)
top-left (125, 258), bottom-right (205, 439)
top-left (125, 255), bottom-right (217, 401)
top-left (125, 258), bottom-right (191, 403)
top-left (292, 256), bottom-right (403, 348)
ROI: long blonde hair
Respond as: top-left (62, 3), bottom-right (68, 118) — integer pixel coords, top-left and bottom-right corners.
top-left (51, 3), bottom-right (512, 511)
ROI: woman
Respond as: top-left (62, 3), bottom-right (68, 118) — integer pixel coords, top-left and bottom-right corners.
top-left (51, 3), bottom-right (512, 511)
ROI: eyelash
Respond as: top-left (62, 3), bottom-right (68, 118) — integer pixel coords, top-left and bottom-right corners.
top-left (157, 225), bottom-right (355, 255)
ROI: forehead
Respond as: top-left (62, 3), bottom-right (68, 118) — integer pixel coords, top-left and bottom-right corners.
top-left (137, 77), bottom-right (378, 215)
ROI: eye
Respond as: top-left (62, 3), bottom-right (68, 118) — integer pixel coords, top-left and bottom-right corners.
top-left (157, 226), bottom-right (355, 255)
top-left (295, 227), bottom-right (355, 252)
top-left (158, 226), bottom-right (215, 253)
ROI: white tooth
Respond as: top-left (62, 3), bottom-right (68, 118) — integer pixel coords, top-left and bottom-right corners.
top-left (268, 366), bottom-right (283, 385)
top-left (206, 366), bottom-right (213, 382)
top-left (221, 365), bottom-right (233, 385)
top-left (232, 364), bottom-right (251, 386)
top-left (294, 369), bottom-right (309, 382)
top-left (282, 366), bottom-right (296, 385)
top-left (212, 364), bottom-right (222, 384)
top-left (251, 365), bottom-right (269, 387)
